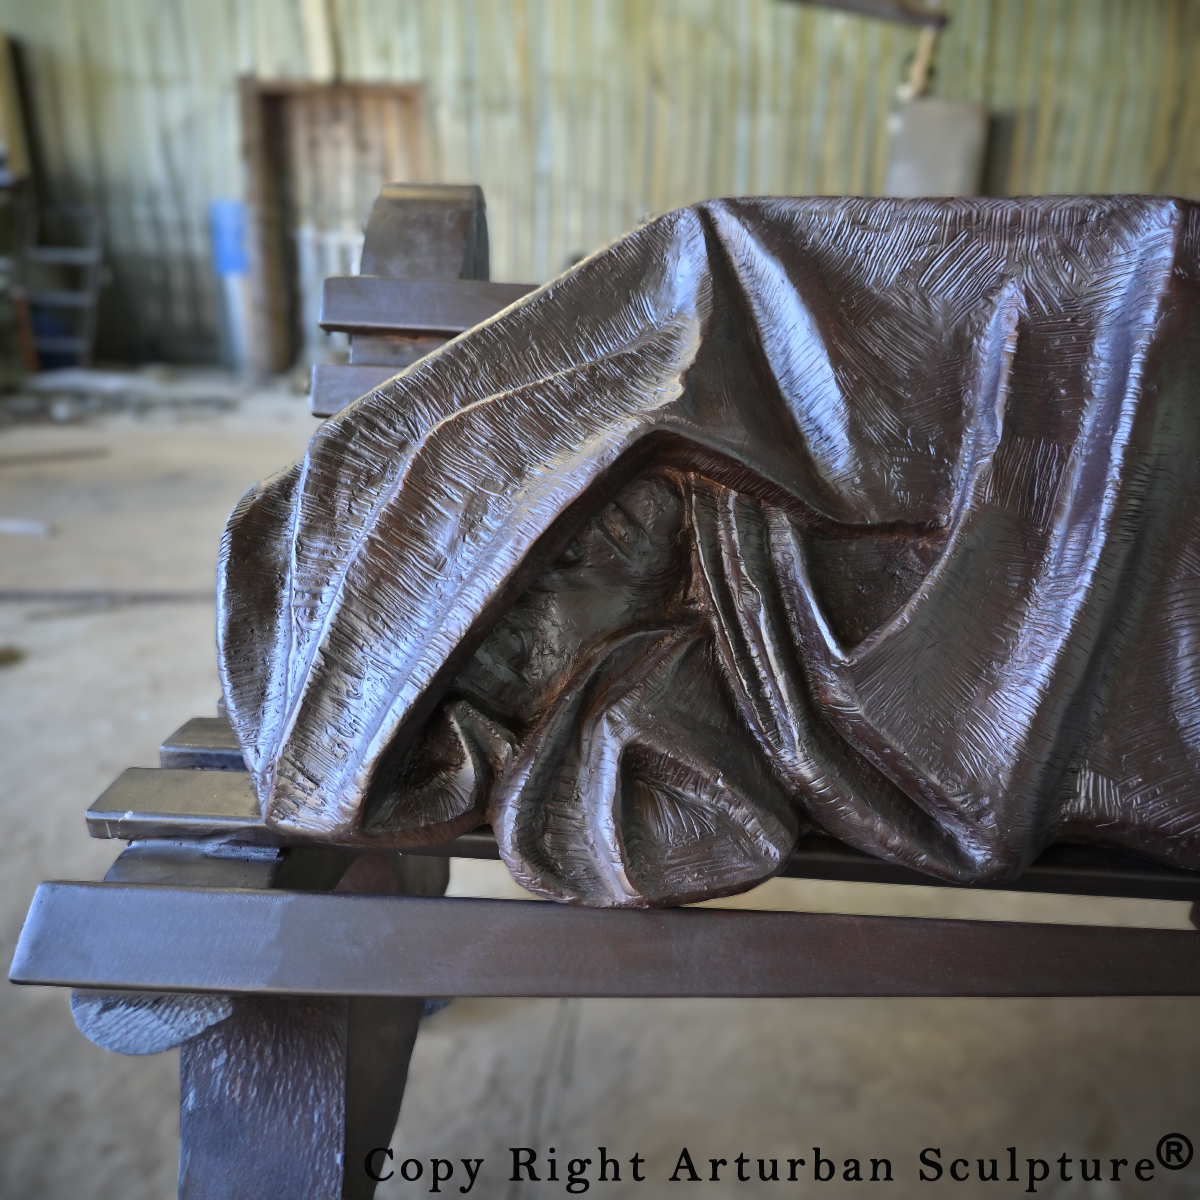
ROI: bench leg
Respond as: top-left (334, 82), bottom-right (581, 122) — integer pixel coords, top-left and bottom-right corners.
top-left (179, 993), bottom-right (424, 1200)
top-left (70, 844), bottom-right (448, 1199)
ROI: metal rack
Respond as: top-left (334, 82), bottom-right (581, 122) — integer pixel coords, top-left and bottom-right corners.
top-left (22, 203), bottom-right (104, 367)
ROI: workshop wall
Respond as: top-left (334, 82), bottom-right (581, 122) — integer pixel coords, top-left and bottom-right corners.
top-left (0, 0), bottom-right (1196, 363)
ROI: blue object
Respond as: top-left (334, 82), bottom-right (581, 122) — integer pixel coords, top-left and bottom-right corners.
top-left (209, 199), bottom-right (248, 277)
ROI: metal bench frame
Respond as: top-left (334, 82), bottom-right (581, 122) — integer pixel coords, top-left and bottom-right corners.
top-left (12, 711), bottom-right (1200, 1199)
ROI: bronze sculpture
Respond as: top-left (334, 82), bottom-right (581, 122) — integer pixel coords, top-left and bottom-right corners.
top-left (218, 196), bottom-right (1200, 908)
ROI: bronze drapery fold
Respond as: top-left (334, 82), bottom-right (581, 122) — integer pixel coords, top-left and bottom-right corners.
top-left (218, 196), bottom-right (1200, 907)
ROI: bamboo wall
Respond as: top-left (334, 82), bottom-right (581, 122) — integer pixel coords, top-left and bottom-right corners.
top-left (0, 0), bottom-right (1197, 362)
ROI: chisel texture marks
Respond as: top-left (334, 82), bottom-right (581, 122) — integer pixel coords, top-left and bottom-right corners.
top-left (219, 197), bottom-right (1200, 907)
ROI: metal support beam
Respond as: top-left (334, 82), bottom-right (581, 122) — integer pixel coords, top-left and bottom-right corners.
top-left (319, 277), bottom-right (535, 336)
top-left (178, 994), bottom-right (423, 1200)
top-left (14, 882), bottom-right (1200, 998)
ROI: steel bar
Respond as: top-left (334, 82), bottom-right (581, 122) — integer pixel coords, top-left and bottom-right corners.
top-left (85, 765), bottom-right (1200, 900)
top-left (87, 768), bottom-right (262, 842)
top-left (12, 881), bottom-right (1200, 998)
top-left (779, 835), bottom-right (1200, 902)
top-left (159, 717), bottom-right (247, 771)
top-left (319, 277), bottom-right (535, 335)
top-left (309, 363), bottom-right (400, 417)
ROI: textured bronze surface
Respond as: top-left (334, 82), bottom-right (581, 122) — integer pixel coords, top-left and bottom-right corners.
top-left (219, 196), bottom-right (1200, 907)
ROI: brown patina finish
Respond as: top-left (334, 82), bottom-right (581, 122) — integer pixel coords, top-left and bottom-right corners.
top-left (218, 196), bottom-right (1200, 907)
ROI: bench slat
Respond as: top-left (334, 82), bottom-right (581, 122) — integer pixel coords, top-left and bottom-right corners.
top-left (318, 277), bottom-right (535, 335)
top-left (88, 762), bottom-right (1200, 901)
top-left (159, 717), bottom-right (247, 771)
top-left (13, 882), bottom-right (1200, 998)
top-left (309, 363), bottom-right (402, 418)
top-left (87, 768), bottom-right (261, 842)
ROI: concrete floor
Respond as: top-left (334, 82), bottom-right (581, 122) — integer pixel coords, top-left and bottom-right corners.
top-left (2, 389), bottom-right (1199, 1199)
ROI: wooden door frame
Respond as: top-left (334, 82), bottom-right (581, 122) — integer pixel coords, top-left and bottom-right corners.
top-left (239, 79), bottom-right (427, 376)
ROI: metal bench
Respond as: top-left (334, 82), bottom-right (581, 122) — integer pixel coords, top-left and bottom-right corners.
top-left (13, 706), bottom-right (1200, 1198)
top-left (309, 183), bottom-right (534, 417)
top-left (12, 185), bottom-right (1200, 1200)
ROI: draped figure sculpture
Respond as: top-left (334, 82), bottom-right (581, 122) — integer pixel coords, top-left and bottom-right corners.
top-left (217, 196), bottom-right (1200, 907)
